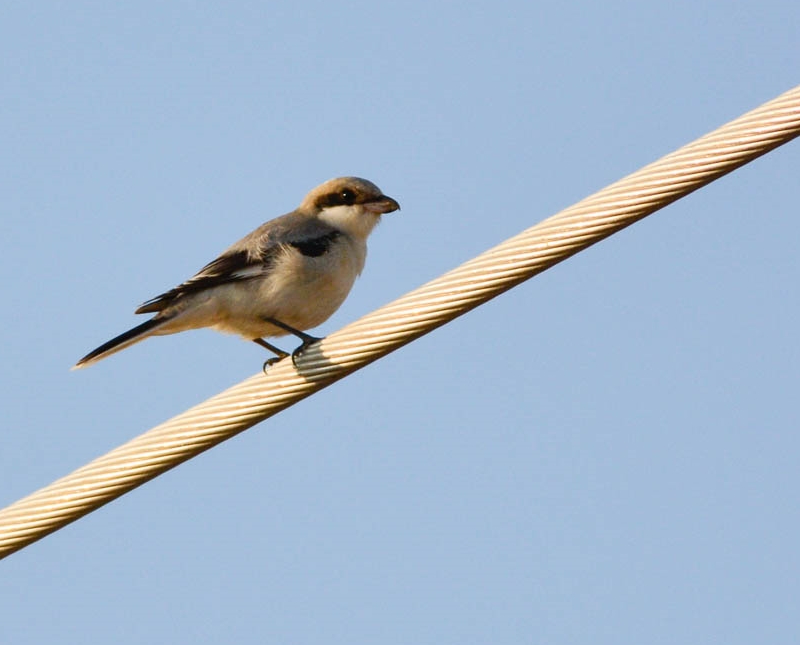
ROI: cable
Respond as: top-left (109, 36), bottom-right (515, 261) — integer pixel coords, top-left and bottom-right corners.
top-left (1, 85), bottom-right (799, 559)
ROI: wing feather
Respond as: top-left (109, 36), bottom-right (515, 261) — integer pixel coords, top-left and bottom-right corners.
top-left (134, 213), bottom-right (340, 315)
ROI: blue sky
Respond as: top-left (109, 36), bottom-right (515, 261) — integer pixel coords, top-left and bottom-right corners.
top-left (2, 1), bottom-right (799, 643)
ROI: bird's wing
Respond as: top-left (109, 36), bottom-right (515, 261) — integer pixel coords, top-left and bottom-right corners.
top-left (134, 214), bottom-right (340, 315)
top-left (134, 248), bottom-right (268, 314)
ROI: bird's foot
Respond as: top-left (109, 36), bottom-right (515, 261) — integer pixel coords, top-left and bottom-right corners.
top-left (262, 356), bottom-right (286, 374)
top-left (254, 326), bottom-right (321, 370)
top-left (291, 336), bottom-right (322, 366)
top-left (254, 337), bottom-right (290, 373)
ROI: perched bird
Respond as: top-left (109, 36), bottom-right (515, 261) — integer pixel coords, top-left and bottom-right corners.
top-left (73, 177), bottom-right (400, 370)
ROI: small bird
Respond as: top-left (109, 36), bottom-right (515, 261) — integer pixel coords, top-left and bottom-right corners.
top-left (73, 177), bottom-right (400, 370)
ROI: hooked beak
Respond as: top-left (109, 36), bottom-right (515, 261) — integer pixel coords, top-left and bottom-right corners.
top-left (365, 194), bottom-right (401, 214)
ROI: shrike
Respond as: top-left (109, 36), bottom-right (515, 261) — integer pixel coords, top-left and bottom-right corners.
top-left (74, 177), bottom-right (400, 370)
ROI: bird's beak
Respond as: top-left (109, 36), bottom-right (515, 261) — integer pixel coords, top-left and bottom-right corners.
top-left (365, 195), bottom-right (401, 214)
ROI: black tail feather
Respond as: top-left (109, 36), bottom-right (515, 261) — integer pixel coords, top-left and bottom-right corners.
top-left (73, 318), bottom-right (165, 369)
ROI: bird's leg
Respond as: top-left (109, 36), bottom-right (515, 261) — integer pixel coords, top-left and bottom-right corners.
top-left (253, 337), bottom-right (290, 372)
top-left (262, 317), bottom-right (322, 365)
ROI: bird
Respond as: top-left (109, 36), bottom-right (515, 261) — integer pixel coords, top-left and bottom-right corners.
top-left (73, 177), bottom-right (400, 370)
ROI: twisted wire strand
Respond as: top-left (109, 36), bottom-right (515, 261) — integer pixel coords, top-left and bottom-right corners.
top-left (2, 85), bottom-right (799, 559)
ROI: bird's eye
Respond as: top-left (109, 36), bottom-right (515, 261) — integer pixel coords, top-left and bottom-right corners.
top-left (339, 189), bottom-right (356, 205)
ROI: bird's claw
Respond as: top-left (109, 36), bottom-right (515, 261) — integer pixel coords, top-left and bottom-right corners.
top-left (291, 337), bottom-right (321, 366)
top-left (261, 338), bottom-right (319, 371)
top-left (262, 355), bottom-right (287, 373)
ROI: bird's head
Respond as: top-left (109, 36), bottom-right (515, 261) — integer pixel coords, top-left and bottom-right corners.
top-left (303, 177), bottom-right (400, 240)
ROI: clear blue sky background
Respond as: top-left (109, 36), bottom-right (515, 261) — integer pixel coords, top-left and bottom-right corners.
top-left (2, 2), bottom-right (799, 643)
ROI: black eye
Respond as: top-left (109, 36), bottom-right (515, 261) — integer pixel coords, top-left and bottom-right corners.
top-left (339, 188), bottom-right (356, 205)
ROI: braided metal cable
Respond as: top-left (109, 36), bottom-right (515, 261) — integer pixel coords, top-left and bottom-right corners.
top-left (2, 85), bottom-right (799, 559)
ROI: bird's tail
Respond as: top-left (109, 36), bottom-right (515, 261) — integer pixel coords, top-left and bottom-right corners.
top-left (72, 317), bottom-right (169, 370)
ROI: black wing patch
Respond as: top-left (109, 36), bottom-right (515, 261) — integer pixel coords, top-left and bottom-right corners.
top-left (289, 230), bottom-right (341, 257)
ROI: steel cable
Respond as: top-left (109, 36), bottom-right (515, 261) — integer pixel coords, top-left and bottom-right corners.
top-left (2, 85), bottom-right (799, 559)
